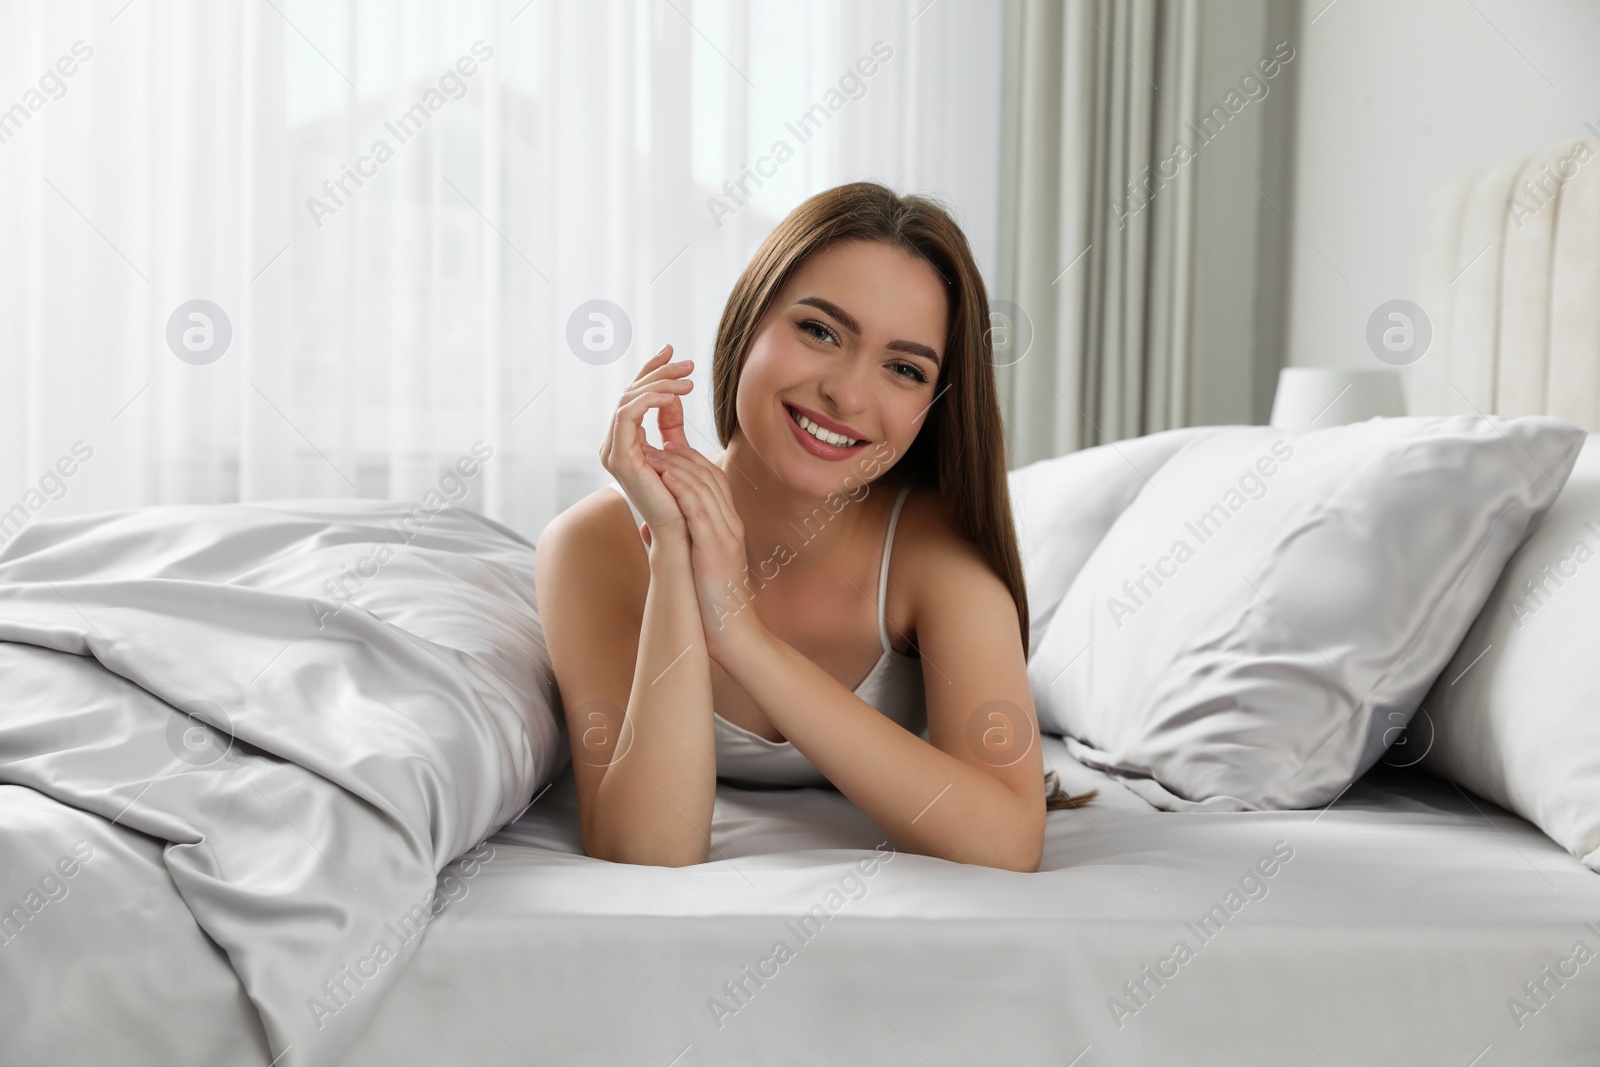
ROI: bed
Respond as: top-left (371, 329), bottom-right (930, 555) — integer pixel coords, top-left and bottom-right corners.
top-left (349, 741), bottom-right (1600, 1067)
top-left (1408, 131), bottom-right (1600, 432)
top-left (4, 445), bottom-right (1598, 1067)
top-left (11, 728), bottom-right (1598, 1066)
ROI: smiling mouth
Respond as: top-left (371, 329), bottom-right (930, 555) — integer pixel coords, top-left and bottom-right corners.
top-left (784, 403), bottom-right (868, 448)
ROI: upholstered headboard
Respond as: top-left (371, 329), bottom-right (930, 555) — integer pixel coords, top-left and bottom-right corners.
top-left (1406, 135), bottom-right (1600, 431)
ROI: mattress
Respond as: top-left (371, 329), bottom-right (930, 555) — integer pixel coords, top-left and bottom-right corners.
top-left (9, 733), bottom-right (1598, 1065)
top-left (7, 503), bottom-right (1596, 1067)
top-left (329, 737), bottom-right (1600, 1067)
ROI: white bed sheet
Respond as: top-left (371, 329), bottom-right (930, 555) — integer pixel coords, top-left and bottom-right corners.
top-left (337, 738), bottom-right (1600, 1067)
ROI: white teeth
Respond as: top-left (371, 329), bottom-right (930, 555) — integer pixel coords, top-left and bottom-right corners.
top-left (792, 409), bottom-right (859, 448)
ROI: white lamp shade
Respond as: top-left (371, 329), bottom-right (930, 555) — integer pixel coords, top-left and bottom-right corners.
top-left (1270, 368), bottom-right (1406, 430)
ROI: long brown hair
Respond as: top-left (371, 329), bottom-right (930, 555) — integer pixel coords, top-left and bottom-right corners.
top-left (710, 181), bottom-right (1097, 813)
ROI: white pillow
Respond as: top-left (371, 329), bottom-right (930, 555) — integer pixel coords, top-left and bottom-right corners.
top-left (1027, 415), bottom-right (1587, 811)
top-left (1009, 427), bottom-right (1219, 659)
top-left (1418, 433), bottom-right (1600, 870)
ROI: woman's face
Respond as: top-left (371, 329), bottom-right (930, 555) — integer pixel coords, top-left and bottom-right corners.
top-left (733, 239), bottom-right (948, 499)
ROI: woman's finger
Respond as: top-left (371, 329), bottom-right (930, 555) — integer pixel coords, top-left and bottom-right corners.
top-left (630, 344), bottom-right (673, 384)
top-left (618, 366), bottom-right (693, 407)
top-left (617, 391), bottom-right (688, 464)
top-left (650, 452), bottom-right (739, 548)
top-left (618, 389), bottom-right (682, 425)
top-left (656, 390), bottom-right (690, 452)
top-left (662, 444), bottom-right (741, 534)
top-left (652, 461), bottom-right (717, 549)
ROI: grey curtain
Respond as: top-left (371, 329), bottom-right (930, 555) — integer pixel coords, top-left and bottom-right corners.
top-left (995, 0), bottom-right (1201, 466)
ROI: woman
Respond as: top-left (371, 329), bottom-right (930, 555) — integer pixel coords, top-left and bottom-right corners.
top-left (535, 181), bottom-right (1096, 873)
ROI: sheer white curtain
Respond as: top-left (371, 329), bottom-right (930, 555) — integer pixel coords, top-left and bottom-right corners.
top-left (0, 0), bottom-right (1001, 542)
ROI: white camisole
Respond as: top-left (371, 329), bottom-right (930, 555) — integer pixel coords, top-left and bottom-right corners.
top-left (606, 481), bottom-right (928, 788)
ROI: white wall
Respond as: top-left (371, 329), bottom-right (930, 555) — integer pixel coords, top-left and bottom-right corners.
top-left (1285, 0), bottom-right (1600, 370)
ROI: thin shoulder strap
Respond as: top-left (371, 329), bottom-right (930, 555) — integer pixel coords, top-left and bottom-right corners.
top-left (875, 486), bottom-right (912, 654)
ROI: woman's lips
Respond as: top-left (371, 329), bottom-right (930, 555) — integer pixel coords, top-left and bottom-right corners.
top-left (785, 402), bottom-right (866, 441)
top-left (784, 404), bottom-right (869, 461)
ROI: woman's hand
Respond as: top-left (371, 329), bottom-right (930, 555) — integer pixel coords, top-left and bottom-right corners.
top-left (598, 344), bottom-right (695, 549)
top-left (643, 441), bottom-right (765, 662)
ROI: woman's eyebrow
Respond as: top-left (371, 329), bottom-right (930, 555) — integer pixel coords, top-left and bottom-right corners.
top-left (794, 296), bottom-right (941, 367)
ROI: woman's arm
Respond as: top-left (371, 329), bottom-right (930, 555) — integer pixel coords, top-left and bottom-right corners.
top-left (716, 611), bottom-right (1046, 873)
top-left (540, 345), bottom-right (719, 867)
top-left (647, 445), bottom-right (1048, 873)
top-left (536, 513), bottom-right (717, 867)
top-left (591, 530), bottom-right (717, 866)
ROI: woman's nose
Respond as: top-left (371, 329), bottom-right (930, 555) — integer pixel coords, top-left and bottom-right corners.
top-left (817, 359), bottom-right (871, 416)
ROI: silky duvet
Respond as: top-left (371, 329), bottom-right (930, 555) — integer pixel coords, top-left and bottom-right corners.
top-left (0, 499), bottom-right (563, 1067)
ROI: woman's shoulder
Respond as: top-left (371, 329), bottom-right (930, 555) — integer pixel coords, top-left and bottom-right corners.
top-left (541, 484), bottom-right (634, 544)
top-left (535, 486), bottom-right (649, 597)
top-left (893, 485), bottom-right (965, 555)
top-left (893, 484), bottom-right (999, 592)
top-left (889, 479), bottom-right (972, 588)
top-left (890, 485), bottom-right (1024, 659)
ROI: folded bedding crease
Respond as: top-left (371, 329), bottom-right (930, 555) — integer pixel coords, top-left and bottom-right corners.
top-left (0, 500), bottom-right (563, 1067)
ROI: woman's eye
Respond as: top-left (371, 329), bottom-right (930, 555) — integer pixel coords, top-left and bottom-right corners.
top-left (797, 319), bottom-right (926, 385)
top-left (798, 319), bottom-right (837, 345)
